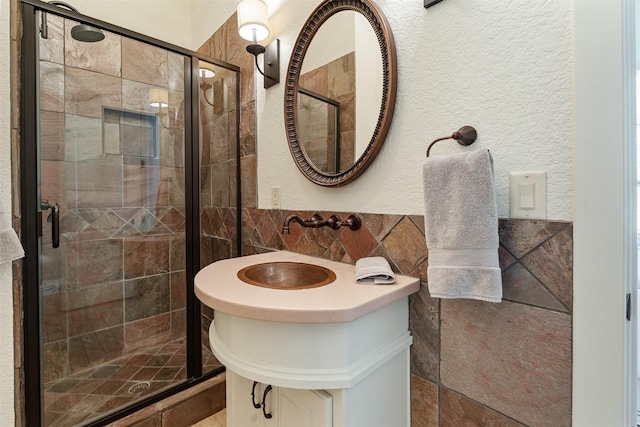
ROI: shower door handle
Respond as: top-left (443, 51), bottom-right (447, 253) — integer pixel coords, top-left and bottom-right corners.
top-left (40, 202), bottom-right (59, 248)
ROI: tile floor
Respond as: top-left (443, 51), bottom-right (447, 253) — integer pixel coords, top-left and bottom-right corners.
top-left (43, 338), bottom-right (222, 427)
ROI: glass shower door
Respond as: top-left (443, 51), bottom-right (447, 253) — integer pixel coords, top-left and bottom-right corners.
top-left (38, 14), bottom-right (188, 426)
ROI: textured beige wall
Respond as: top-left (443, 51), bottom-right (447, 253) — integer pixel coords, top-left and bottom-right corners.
top-left (256, 0), bottom-right (573, 221)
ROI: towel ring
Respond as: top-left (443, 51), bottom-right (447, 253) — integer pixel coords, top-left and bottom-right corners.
top-left (426, 126), bottom-right (477, 157)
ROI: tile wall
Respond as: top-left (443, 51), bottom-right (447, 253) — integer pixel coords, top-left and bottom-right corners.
top-left (38, 15), bottom-right (188, 382)
top-left (198, 13), bottom-right (573, 427)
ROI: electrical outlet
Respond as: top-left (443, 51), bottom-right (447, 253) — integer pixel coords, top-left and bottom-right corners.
top-left (271, 186), bottom-right (281, 209)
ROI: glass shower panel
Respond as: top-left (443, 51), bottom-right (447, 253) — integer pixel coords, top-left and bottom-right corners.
top-left (198, 59), bottom-right (238, 375)
top-left (38, 15), bottom-right (187, 426)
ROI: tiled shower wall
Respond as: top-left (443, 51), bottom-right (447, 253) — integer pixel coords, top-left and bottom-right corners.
top-left (199, 12), bottom-right (573, 427)
top-left (38, 15), bottom-right (188, 382)
top-left (198, 64), bottom-right (239, 370)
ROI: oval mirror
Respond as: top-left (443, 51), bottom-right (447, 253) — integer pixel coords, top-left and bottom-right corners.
top-left (284, 0), bottom-right (397, 187)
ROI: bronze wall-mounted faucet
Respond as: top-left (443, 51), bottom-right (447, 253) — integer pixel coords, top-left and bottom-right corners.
top-left (282, 213), bottom-right (361, 234)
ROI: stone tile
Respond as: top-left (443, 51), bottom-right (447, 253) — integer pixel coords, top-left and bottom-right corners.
top-left (91, 210), bottom-right (128, 239)
top-left (498, 220), bottom-right (568, 258)
top-left (411, 375), bottom-right (438, 427)
top-left (339, 218), bottom-right (377, 262)
top-left (123, 165), bottom-right (169, 208)
top-left (502, 263), bottom-right (567, 312)
top-left (441, 299), bottom-right (572, 426)
top-left (409, 283), bottom-right (440, 382)
top-left (240, 155), bottom-right (257, 209)
top-left (171, 271), bottom-right (186, 311)
top-left (64, 20), bottom-right (121, 77)
top-left (159, 208), bottom-right (185, 233)
top-left (68, 326), bottom-right (124, 373)
top-left (40, 61), bottom-right (64, 112)
top-left (322, 239), bottom-right (351, 263)
top-left (124, 274), bottom-right (171, 322)
top-left (170, 235), bottom-right (185, 272)
top-left (240, 101), bottom-right (256, 157)
top-left (211, 116), bottom-right (231, 163)
top-left (498, 245), bottom-right (516, 270)
top-left (71, 394), bottom-right (111, 413)
top-left (39, 14), bottom-right (64, 63)
top-left (441, 387), bottom-right (526, 427)
top-left (66, 239), bottom-right (123, 288)
top-left (292, 233), bottom-right (325, 257)
top-left (67, 283), bottom-right (123, 337)
top-left (41, 111), bottom-right (65, 161)
top-left (42, 290), bottom-right (68, 344)
top-left (521, 225), bottom-right (573, 310)
top-left (65, 67), bottom-right (122, 118)
top-left (223, 208), bottom-right (238, 239)
top-left (64, 114), bottom-right (104, 162)
top-left (124, 313), bottom-right (171, 354)
top-left (43, 340), bottom-right (69, 383)
top-left (212, 237), bottom-right (232, 262)
top-left (167, 168), bottom-right (186, 207)
top-left (168, 52), bottom-right (185, 93)
top-left (161, 380), bottom-right (226, 426)
top-left (124, 236), bottom-right (170, 279)
top-left (211, 161), bottom-right (231, 207)
top-left (382, 216), bottom-right (428, 274)
top-left (66, 161), bottom-right (123, 209)
top-left (96, 396), bottom-right (136, 414)
top-left (122, 38), bottom-right (168, 87)
top-left (407, 215), bottom-right (425, 235)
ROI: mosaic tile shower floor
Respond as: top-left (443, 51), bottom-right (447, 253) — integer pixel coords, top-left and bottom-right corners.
top-left (43, 338), bottom-right (222, 427)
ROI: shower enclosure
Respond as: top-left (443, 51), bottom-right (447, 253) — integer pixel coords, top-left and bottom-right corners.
top-left (19, 1), bottom-right (240, 425)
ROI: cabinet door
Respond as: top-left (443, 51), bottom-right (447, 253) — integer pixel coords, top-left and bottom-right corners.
top-left (275, 387), bottom-right (332, 427)
top-left (228, 371), bottom-right (268, 427)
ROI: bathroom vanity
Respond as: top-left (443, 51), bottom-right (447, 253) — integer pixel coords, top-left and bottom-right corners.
top-left (195, 251), bottom-right (420, 427)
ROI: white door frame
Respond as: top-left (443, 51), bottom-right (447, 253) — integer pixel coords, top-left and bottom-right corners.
top-left (573, 0), bottom-right (637, 425)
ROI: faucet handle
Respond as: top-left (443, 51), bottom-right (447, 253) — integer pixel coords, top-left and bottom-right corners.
top-left (326, 215), bottom-right (341, 229)
top-left (343, 215), bottom-right (361, 231)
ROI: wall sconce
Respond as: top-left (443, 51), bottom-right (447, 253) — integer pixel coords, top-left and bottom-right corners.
top-left (149, 88), bottom-right (169, 128)
top-left (237, 0), bottom-right (279, 89)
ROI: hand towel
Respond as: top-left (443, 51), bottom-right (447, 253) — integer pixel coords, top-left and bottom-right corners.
top-left (0, 211), bottom-right (24, 263)
top-left (423, 149), bottom-right (502, 302)
top-left (355, 256), bottom-right (395, 284)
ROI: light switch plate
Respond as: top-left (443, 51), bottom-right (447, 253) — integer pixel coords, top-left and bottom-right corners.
top-left (509, 171), bottom-right (546, 219)
top-left (271, 186), bottom-right (281, 209)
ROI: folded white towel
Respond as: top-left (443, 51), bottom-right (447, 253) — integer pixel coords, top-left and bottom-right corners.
top-left (0, 212), bottom-right (24, 263)
top-left (355, 256), bottom-right (395, 284)
top-left (423, 149), bottom-right (502, 302)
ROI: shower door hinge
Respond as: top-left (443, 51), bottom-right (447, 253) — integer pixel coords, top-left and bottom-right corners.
top-left (626, 292), bottom-right (631, 321)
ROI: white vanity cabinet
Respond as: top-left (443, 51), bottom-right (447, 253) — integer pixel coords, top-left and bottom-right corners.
top-left (227, 371), bottom-right (332, 427)
top-left (194, 251), bottom-right (420, 427)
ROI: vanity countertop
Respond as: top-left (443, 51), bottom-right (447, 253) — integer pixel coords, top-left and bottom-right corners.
top-left (194, 251), bottom-right (420, 323)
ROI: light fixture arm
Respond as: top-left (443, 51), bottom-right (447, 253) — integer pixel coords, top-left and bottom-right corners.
top-left (246, 40), bottom-right (280, 89)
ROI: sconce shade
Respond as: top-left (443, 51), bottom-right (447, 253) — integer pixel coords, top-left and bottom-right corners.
top-left (237, 0), bottom-right (270, 42)
top-left (149, 88), bottom-right (169, 108)
top-left (200, 67), bottom-right (216, 79)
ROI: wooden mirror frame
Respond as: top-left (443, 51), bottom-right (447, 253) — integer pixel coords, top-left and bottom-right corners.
top-left (284, 0), bottom-right (397, 187)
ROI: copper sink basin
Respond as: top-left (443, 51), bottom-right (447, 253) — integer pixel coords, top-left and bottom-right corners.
top-left (237, 262), bottom-right (336, 290)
